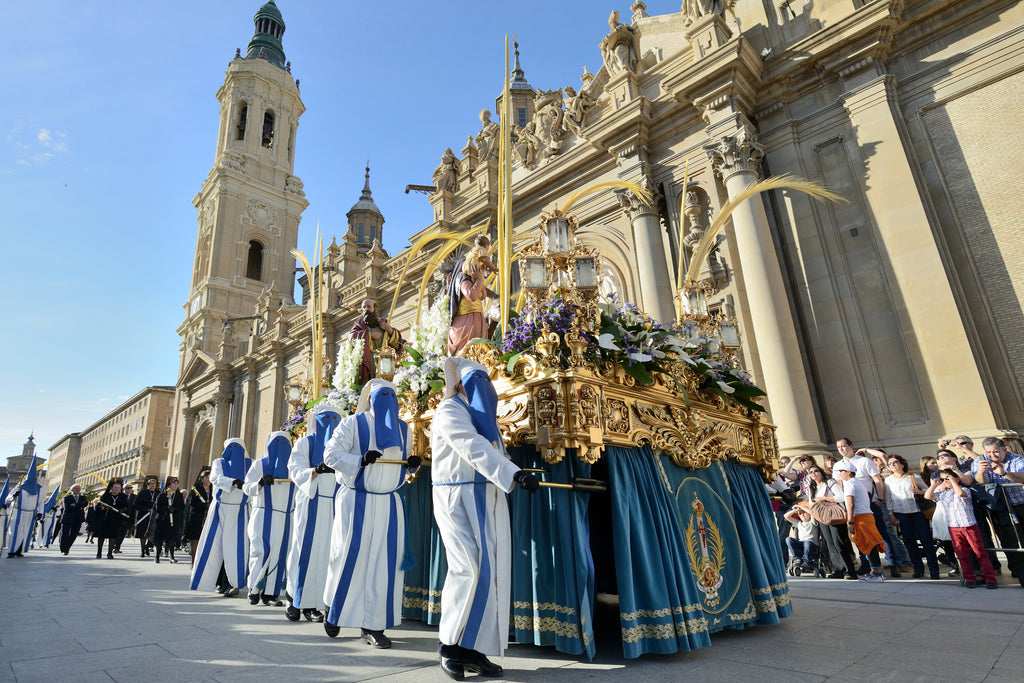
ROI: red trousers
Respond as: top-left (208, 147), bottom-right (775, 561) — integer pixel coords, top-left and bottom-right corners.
top-left (949, 525), bottom-right (996, 584)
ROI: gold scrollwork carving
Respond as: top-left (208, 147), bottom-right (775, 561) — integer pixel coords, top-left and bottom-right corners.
top-left (603, 397), bottom-right (630, 433)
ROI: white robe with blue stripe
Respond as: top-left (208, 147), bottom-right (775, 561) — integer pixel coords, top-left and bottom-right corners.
top-left (190, 457), bottom-right (251, 591)
top-left (285, 437), bottom-right (337, 609)
top-left (243, 459), bottom-right (294, 597)
top-left (430, 397), bottom-right (520, 657)
top-left (5, 484), bottom-right (45, 556)
top-left (321, 413), bottom-right (408, 630)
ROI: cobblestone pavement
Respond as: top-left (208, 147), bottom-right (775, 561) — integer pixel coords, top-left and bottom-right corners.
top-left (1, 541), bottom-right (1022, 682)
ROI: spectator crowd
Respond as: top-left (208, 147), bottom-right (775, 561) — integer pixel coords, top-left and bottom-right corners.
top-left (769, 436), bottom-right (1024, 589)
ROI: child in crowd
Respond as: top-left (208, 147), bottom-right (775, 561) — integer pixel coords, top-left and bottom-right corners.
top-left (783, 503), bottom-right (819, 571)
top-left (925, 467), bottom-right (997, 589)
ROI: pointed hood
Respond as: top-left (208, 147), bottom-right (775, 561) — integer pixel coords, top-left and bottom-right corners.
top-left (220, 438), bottom-right (248, 480)
top-left (0, 476), bottom-right (10, 505)
top-left (442, 358), bottom-right (501, 443)
top-left (263, 430), bottom-right (293, 479)
top-left (307, 403), bottom-right (342, 467)
top-left (43, 486), bottom-right (60, 513)
top-left (357, 379), bottom-right (403, 450)
top-left (20, 455), bottom-right (41, 496)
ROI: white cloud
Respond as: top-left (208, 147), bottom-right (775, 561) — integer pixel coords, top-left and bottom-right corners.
top-left (8, 124), bottom-right (69, 165)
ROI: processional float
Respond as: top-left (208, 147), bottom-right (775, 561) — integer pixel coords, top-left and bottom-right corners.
top-left (282, 39), bottom-right (848, 661)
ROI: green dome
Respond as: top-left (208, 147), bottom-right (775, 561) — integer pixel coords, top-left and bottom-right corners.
top-left (244, 1), bottom-right (287, 68)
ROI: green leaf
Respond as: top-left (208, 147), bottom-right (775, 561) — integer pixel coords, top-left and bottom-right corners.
top-left (401, 360), bottom-right (417, 368)
top-left (623, 362), bottom-right (654, 385)
top-left (469, 338), bottom-right (500, 346)
top-left (428, 379), bottom-right (445, 393)
top-left (505, 351), bottom-right (524, 374)
top-left (406, 347), bottom-right (423, 363)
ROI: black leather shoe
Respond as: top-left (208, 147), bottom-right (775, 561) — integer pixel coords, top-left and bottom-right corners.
top-left (248, 593), bottom-right (260, 605)
top-left (439, 644), bottom-right (465, 681)
top-left (460, 647), bottom-right (503, 677)
top-left (262, 594), bottom-right (283, 607)
top-left (304, 608), bottom-right (324, 623)
top-left (285, 605), bottom-right (301, 621)
top-left (324, 621), bottom-right (340, 638)
top-left (215, 585), bottom-right (227, 594)
top-left (889, 566), bottom-right (900, 578)
top-left (361, 629), bottom-right (392, 649)
top-left (223, 587), bottom-right (239, 597)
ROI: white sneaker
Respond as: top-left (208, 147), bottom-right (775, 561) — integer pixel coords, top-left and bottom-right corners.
top-left (859, 573), bottom-right (885, 583)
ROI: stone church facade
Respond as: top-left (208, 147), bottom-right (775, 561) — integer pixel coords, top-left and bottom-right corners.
top-left (169, 0), bottom-right (1024, 484)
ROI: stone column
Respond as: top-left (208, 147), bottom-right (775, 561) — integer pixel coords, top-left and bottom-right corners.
top-left (617, 184), bottom-right (677, 323)
top-left (212, 393), bottom-right (232, 458)
top-left (179, 408), bottom-right (197, 484)
top-left (706, 128), bottom-right (826, 457)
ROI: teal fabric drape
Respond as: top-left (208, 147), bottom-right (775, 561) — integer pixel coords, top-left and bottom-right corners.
top-left (719, 459), bottom-right (792, 622)
top-left (658, 455), bottom-right (791, 629)
top-left (509, 446), bottom-right (596, 659)
top-left (605, 445), bottom-right (712, 658)
top-left (401, 469), bottom-right (448, 625)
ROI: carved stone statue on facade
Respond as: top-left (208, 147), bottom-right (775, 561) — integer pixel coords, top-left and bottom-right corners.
top-left (534, 89), bottom-right (567, 161)
top-left (683, 0), bottom-right (728, 24)
top-left (562, 85), bottom-right (597, 138)
top-left (432, 147), bottom-right (459, 194)
top-left (474, 109), bottom-right (500, 163)
top-left (511, 122), bottom-right (540, 168)
top-left (600, 11), bottom-right (637, 75)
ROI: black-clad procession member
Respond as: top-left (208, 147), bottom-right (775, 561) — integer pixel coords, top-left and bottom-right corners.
top-left (114, 483), bottom-right (136, 554)
top-left (95, 479), bottom-right (130, 559)
top-left (186, 467), bottom-right (213, 563)
top-left (60, 484), bottom-right (88, 555)
top-left (430, 358), bottom-right (539, 680)
top-left (321, 379), bottom-right (418, 649)
top-left (135, 476), bottom-right (160, 557)
top-left (154, 476), bottom-right (185, 564)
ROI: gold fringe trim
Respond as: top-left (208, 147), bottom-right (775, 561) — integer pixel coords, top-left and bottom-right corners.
top-left (620, 603), bottom-right (704, 621)
top-left (511, 601), bottom-right (578, 615)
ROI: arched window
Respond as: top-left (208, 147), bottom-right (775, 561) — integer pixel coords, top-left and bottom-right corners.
top-left (246, 240), bottom-right (264, 281)
top-left (262, 111), bottom-right (275, 148)
top-left (236, 103), bottom-right (248, 140)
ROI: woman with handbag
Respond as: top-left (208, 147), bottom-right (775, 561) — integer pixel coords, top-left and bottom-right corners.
top-left (807, 465), bottom-right (858, 580)
top-left (885, 455), bottom-right (940, 579)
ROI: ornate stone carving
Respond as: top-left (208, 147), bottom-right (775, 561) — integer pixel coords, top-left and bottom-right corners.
top-left (616, 175), bottom-right (661, 221)
top-left (600, 11), bottom-right (637, 75)
top-left (246, 198), bottom-right (279, 233)
top-left (432, 147), bottom-right (459, 194)
top-left (631, 1), bottom-right (649, 22)
top-left (683, 0), bottom-right (728, 25)
top-left (705, 127), bottom-right (764, 181)
top-left (285, 175), bottom-right (305, 197)
top-left (562, 85), bottom-right (597, 139)
top-left (222, 150), bottom-right (246, 173)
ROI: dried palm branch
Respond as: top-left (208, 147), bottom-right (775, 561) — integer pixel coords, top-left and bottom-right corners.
top-left (560, 180), bottom-right (653, 214)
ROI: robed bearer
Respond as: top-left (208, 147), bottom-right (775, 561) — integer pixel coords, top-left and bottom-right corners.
top-left (322, 379), bottom-right (420, 648)
top-left (430, 358), bottom-right (540, 680)
top-left (5, 457), bottom-right (47, 558)
top-left (38, 486), bottom-right (61, 548)
top-left (58, 484), bottom-right (87, 555)
top-left (0, 477), bottom-right (13, 551)
top-left (243, 431), bottom-right (295, 606)
top-left (285, 404), bottom-right (341, 622)
top-left (190, 439), bottom-right (252, 596)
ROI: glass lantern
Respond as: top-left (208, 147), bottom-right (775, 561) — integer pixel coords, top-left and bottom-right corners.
top-left (545, 215), bottom-right (571, 255)
top-left (574, 256), bottom-right (598, 291)
top-left (523, 256), bottom-right (548, 294)
top-left (719, 321), bottom-right (740, 349)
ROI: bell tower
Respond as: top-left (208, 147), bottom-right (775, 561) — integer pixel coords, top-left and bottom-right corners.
top-left (179, 0), bottom-right (307, 362)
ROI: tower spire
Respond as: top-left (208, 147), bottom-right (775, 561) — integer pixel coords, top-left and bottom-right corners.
top-left (244, 1), bottom-right (287, 68)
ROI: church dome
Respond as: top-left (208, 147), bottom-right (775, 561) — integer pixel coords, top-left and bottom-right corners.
top-left (244, 1), bottom-right (287, 68)
top-left (347, 165), bottom-right (383, 218)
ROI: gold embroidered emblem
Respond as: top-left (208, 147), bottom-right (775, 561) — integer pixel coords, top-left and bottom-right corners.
top-left (685, 493), bottom-right (725, 607)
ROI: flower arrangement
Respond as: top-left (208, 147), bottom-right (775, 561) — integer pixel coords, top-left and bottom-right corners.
top-left (500, 293), bottom-right (766, 413)
top-left (333, 336), bottom-right (364, 391)
top-left (407, 295), bottom-right (449, 357)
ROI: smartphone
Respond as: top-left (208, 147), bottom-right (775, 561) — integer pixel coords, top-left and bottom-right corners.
top-left (930, 472), bottom-right (941, 481)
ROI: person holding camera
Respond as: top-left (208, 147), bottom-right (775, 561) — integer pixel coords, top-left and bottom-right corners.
top-left (925, 465), bottom-right (997, 588)
top-left (973, 437), bottom-right (1024, 587)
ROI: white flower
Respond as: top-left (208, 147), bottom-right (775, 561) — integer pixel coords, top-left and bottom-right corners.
top-left (333, 336), bottom-right (364, 390)
top-left (716, 380), bottom-right (736, 394)
top-left (598, 333), bottom-right (620, 350)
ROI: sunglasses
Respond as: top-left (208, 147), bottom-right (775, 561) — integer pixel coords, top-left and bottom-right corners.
top-left (887, 461), bottom-right (900, 466)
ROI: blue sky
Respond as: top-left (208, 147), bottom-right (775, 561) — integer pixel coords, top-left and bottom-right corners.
top-left (0, 0), bottom-right (684, 462)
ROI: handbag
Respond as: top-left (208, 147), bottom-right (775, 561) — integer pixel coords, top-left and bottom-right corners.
top-left (908, 475), bottom-right (936, 519)
top-left (809, 499), bottom-right (847, 526)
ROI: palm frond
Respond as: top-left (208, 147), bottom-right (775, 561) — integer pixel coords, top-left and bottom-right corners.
top-left (561, 180), bottom-right (653, 214)
top-left (414, 235), bottom-right (477, 323)
top-left (685, 175), bottom-right (844, 284)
